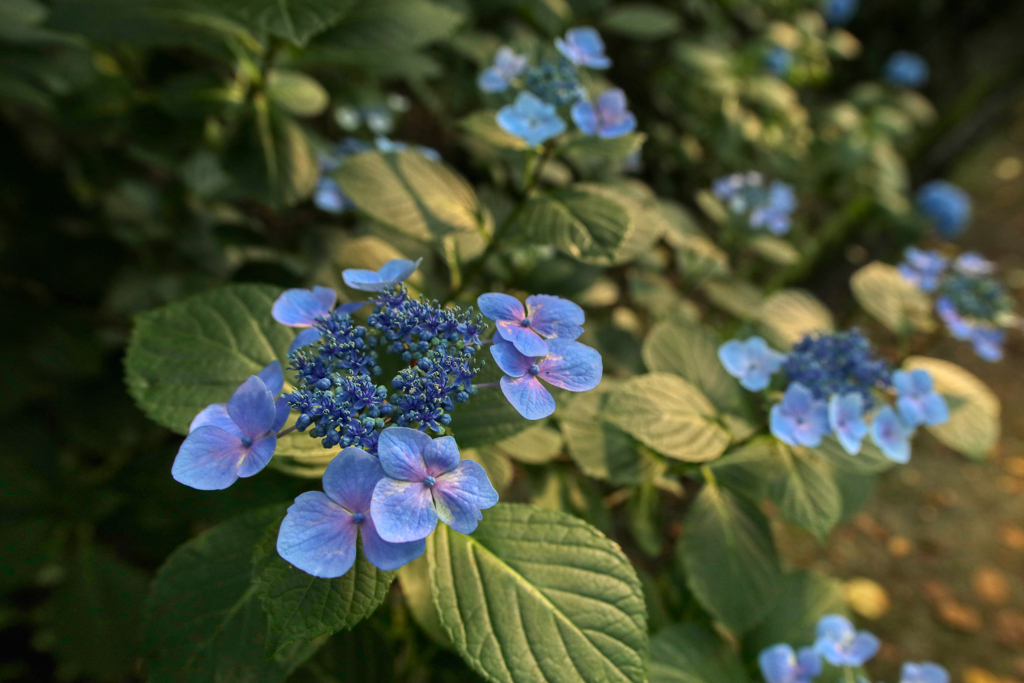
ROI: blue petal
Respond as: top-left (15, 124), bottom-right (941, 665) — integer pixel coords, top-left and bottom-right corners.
top-left (377, 426), bottom-right (431, 481)
top-left (360, 515), bottom-right (426, 571)
top-left (500, 374), bottom-right (556, 420)
top-left (323, 447), bottom-right (385, 513)
top-left (901, 662), bottom-right (949, 683)
top-left (370, 477), bottom-right (438, 542)
top-left (598, 113), bottom-right (637, 139)
top-left (257, 360), bottom-right (284, 396)
top-left (288, 327), bottom-right (323, 356)
top-left (571, 100), bottom-right (599, 135)
top-left (277, 491), bottom-right (358, 578)
top-left (758, 644), bottom-right (797, 683)
top-left (816, 614), bottom-right (856, 643)
top-left (537, 339), bottom-right (602, 392)
top-left (829, 393), bottom-right (867, 455)
top-left (844, 632), bottom-right (880, 666)
top-left (236, 432), bottom-right (276, 478)
top-left (597, 88), bottom-right (628, 117)
top-left (718, 340), bottom-right (751, 378)
top-left (227, 376), bottom-right (276, 439)
top-left (782, 382), bottom-right (815, 414)
top-left (496, 320), bottom-right (549, 356)
top-left (376, 258), bottom-right (422, 287)
top-left (921, 393), bottom-right (949, 426)
top-left (871, 406), bottom-right (911, 463)
top-left (189, 403), bottom-right (236, 434)
top-left (770, 405), bottom-right (799, 446)
top-left (490, 341), bottom-right (534, 378)
top-left (434, 460), bottom-right (499, 534)
top-left (273, 397), bottom-right (290, 432)
top-left (477, 292), bottom-right (525, 323)
top-left (478, 68), bottom-right (509, 93)
top-left (796, 647), bottom-right (821, 677)
top-left (171, 426), bottom-right (245, 490)
top-left (272, 286), bottom-right (336, 327)
top-left (526, 294), bottom-right (585, 340)
top-left (336, 301), bottom-right (367, 316)
top-left (423, 435), bottom-right (461, 477)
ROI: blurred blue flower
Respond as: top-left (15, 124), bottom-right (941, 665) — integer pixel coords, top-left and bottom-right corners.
top-left (571, 88), bottom-right (637, 139)
top-left (884, 50), bottom-right (930, 88)
top-left (814, 614), bottom-right (880, 667)
top-left (916, 180), bottom-right (971, 239)
top-left (953, 251), bottom-right (995, 276)
top-left (555, 26), bottom-right (611, 69)
top-left (490, 339), bottom-right (602, 420)
top-left (478, 292), bottom-right (584, 357)
top-left (369, 428), bottom-right (498, 542)
top-left (829, 392), bottom-right (868, 455)
top-left (871, 405), bottom-right (912, 463)
top-left (770, 382), bottom-right (830, 448)
top-left (717, 336), bottom-right (786, 391)
top-left (783, 330), bottom-right (891, 406)
top-left (524, 59), bottom-right (584, 106)
top-left (765, 47), bottom-right (793, 77)
top-left (750, 181), bottom-right (797, 235)
top-left (496, 92), bottom-right (567, 147)
top-left (936, 296), bottom-right (1006, 362)
top-left (758, 644), bottom-right (822, 683)
top-left (478, 46), bottom-right (528, 92)
top-left (712, 172), bottom-right (797, 235)
top-left (276, 447), bottom-right (426, 578)
top-left (343, 258), bottom-right (422, 292)
top-left (901, 662), bottom-right (950, 683)
top-left (822, 0), bottom-right (859, 25)
top-left (313, 177), bottom-right (353, 214)
top-left (898, 247), bottom-right (948, 293)
top-left (969, 325), bottom-right (1006, 362)
top-left (893, 369), bottom-right (949, 427)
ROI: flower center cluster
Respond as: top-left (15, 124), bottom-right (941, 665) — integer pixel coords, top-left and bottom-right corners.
top-left (782, 330), bottom-right (891, 407)
top-left (939, 273), bottom-right (1012, 321)
top-left (524, 59), bottom-right (582, 105)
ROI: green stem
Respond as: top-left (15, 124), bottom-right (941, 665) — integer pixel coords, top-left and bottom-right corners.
top-left (844, 666), bottom-right (857, 683)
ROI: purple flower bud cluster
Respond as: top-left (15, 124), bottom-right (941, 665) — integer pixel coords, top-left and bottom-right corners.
top-left (782, 330), bottom-right (891, 407)
top-left (712, 171), bottom-right (797, 235)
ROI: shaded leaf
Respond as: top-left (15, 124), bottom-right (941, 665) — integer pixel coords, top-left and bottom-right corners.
top-left (514, 186), bottom-right (633, 266)
top-left (601, 3), bottom-right (681, 41)
top-left (770, 445), bottom-right (842, 543)
top-left (758, 289), bottom-right (834, 349)
top-left (850, 262), bottom-right (935, 335)
top-left (744, 570), bottom-right (847, 654)
top-left (650, 623), bottom-right (749, 683)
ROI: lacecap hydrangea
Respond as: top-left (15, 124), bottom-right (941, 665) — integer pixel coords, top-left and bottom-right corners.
top-left (719, 331), bottom-right (949, 463)
top-left (712, 172), bottom-right (797, 235)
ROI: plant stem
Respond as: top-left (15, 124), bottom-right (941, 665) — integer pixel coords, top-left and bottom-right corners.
top-left (276, 425), bottom-right (297, 438)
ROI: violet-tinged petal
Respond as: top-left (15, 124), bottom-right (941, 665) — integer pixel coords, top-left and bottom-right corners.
top-left (288, 327), bottom-right (323, 356)
top-left (537, 339), bottom-right (602, 392)
top-left (598, 114), bottom-right (637, 139)
top-left (490, 341), bottom-right (534, 378)
top-left (758, 644), bottom-right (798, 683)
top-left (478, 68), bottom-right (511, 93)
top-left (796, 647), bottom-right (822, 678)
top-left (433, 460), bottom-right (499, 535)
top-left (828, 393), bottom-right (868, 455)
top-left (273, 396), bottom-right (290, 432)
top-left (323, 447), bottom-right (385, 512)
top-left (342, 258), bottom-right (422, 291)
top-left (570, 100), bottom-right (599, 135)
top-left (526, 294), bottom-right (585, 340)
top-left (189, 403), bottom-right (237, 434)
top-left (272, 286), bottom-right (337, 327)
top-left (276, 491), bottom-right (358, 578)
top-left (359, 515), bottom-right (426, 571)
top-left (901, 662), bottom-right (950, 683)
top-left (871, 406), bottom-right (912, 464)
top-left (423, 435), bottom-right (461, 477)
top-left (336, 301), bottom-right (367, 316)
top-left (257, 360), bottom-right (284, 396)
top-left (227, 376), bottom-right (276, 438)
top-left (844, 632), bottom-right (881, 666)
top-left (171, 425), bottom-right (246, 490)
top-left (477, 292), bottom-right (525, 323)
top-left (495, 320), bottom-right (549, 356)
top-left (500, 374), bottom-right (556, 420)
top-left (370, 478), bottom-right (438, 542)
top-left (236, 432), bottom-right (276, 478)
top-left (377, 427), bottom-right (431, 481)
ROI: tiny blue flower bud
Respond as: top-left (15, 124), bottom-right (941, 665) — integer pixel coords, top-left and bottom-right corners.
top-left (423, 475), bottom-right (436, 487)
top-left (296, 414), bottom-right (312, 430)
top-left (439, 414), bottom-right (452, 426)
top-left (528, 364), bottom-right (541, 375)
top-left (316, 378), bottom-right (332, 390)
top-left (351, 512), bottom-right (365, 524)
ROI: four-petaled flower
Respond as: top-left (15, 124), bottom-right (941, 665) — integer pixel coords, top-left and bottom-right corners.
top-left (828, 392), bottom-right (868, 455)
top-left (717, 336), bottom-right (786, 391)
top-left (555, 27), bottom-right (611, 69)
top-left (893, 369), bottom-right (949, 427)
top-left (478, 46), bottom-right (527, 93)
top-left (343, 258), bottom-right (422, 292)
top-left (491, 339), bottom-right (602, 420)
top-left (273, 286), bottom-right (364, 354)
top-left (571, 89), bottom-right (637, 139)
top-left (478, 292), bottom-right (584, 356)
top-left (173, 368), bottom-right (288, 490)
top-left (770, 382), bottom-right (830, 448)
top-left (277, 447), bottom-right (426, 578)
top-left (370, 428), bottom-right (499, 542)
top-left (758, 644), bottom-right (822, 683)
top-left (814, 614), bottom-right (880, 667)
top-left (898, 247), bottom-right (948, 293)
top-left (496, 92), bottom-right (567, 147)
top-left (871, 405), bottom-right (912, 463)
top-left (901, 662), bottom-right (950, 683)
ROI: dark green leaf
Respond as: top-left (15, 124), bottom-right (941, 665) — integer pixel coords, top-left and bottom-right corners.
top-left (769, 446), bottom-right (842, 543)
top-left (744, 570), bottom-right (847, 654)
top-left (560, 389), bottom-right (644, 484)
top-left (514, 186), bottom-right (632, 265)
top-left (649, 623), bottom-right (749, 683)
top-left (601, 3), bottom-right (682, 41)
top-left (204, 0), bottom-right (357, 46)
top-left (448, 362), bottom-right (530, 448)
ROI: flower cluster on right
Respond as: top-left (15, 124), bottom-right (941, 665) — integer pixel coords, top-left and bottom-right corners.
top-left (719, 330), bottom-right (949, 463)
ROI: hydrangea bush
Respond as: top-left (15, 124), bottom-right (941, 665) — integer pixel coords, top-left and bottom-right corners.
top-left (2, 0), bottom-right (1017, 681)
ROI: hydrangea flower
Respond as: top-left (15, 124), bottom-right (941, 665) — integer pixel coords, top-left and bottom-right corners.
top-left (273, 286), bottom-right (365, 354)
top-left (936, 292), bottom-right (1008, 363)
top-left (765, 47), bottom-right (793, 77)
top-left (758, 644), bottom-right (822, 683)
top-left (783, 331), bottom-right (891, 406)
top-left (884, 51), bottom-right (930, 88)
top-left (276, 447), bottom-right (426, 578)
top-left (814, 614), bottom-right (880, 667)
top-left (893, 369), bottom-right (949, 427)
top-left (173, 372), bottom-right (287, 490)
top-left (901, 662), bottom-right (950, 683)
top-left (478, 46), bottom-right (527, 93)
top-left (712, 172), bottom-right (797, 235)
top-left (314, 177), bottom-right (353, 214)
top-left (871, 405), bottom-right (912, 463)
top-left (477, 292), bottom-right (584, 356)
top-left (491, 339), bottom-right (602, 420)
top-left (369, 428), bottom-right (498, 542)
top-left (968, 326), bottom-right (1006, 362)
top-left (343, 258), bottom-right (422, 292)
top-left (916, 180), bottom-right (971, 239)
top-left (524, 60), bottom-right (583, 106)
top-left (898, 247), bottom-right (948, 293)
top-left (829, 393), bottom-right (868, 455)
top-left (571, 89), bottom-right (637, 139)
top-left (750, 181), bottom-right (798, 235)
top-left (953, 252), bottom-right (996, 276)
top-left (717, 336), bottom-right (786, 391)
top-left (770, 382), bottom-right (830, 448)
top-left (822, 0), bottom-right (859, 25)
top-left (555, 27), bottom-right (611, 69)
top-left (189, 360), bottom-right (289, 435)
top-left (496, 92), bottom-right (567, 147)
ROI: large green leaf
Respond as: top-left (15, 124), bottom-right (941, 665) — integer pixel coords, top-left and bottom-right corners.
top-left (489, 423), bottom-right (564, 465)
top-left (448, 363), bottom-right (531, 448)
top-left (560, 389), bottom-right (644, 484)
top-left (677, 483), bottom-right (781, 634)
top-left (601, 3), bottom-right (681, 41)
top-left (428, 503), bottom-right (649, 683)
top-left (204, 0), bottom-right (356, 46)
top-left (758, 289), bottom-right (834, 349)
top-left (601, 374), bottom-right (730, 463)
top-left (641, 321), bottom-right (745, 414)
top-left (125, 284), bottom-right (293, 434)
top-left (252, 523), bottom-right (396, 655)
top-left (744, 570), bottom-right (847, 654)
top-left (649, 623), bottom-right (749, 683)
top-left (142, 505), bottom-right (319, 683)
top-left (769, 445), bottom-right (842, 543)
top-left (514, 186), bottom-right (633, 266)
top-left (850, 262), bottom-right (935, 336)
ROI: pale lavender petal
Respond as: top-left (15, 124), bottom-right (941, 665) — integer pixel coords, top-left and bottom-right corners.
top-left (370, 478), bottom-right (438, 542)
top-left (236, 432), bottom-right (276, 478)
top-left (336, 301), bottom-right (367, 316)
top-left (377, 427), bottom-right (431, 481)
top-left (273, 396), bottom-right (290, 432)
top-left (171, 426), bottom-right (246, 490)
top-left (477, 292), bottom-right (525, 323)
top-left (538, 339), bottom-right (602, 392)
top-left (500, 374), bottom-right (556, 420)
top-left (359, 516), bottom-right (425, 571)
top-left (570, 100), bottom-right (598, 135)
top-left (322, 447), bottom-right (385, 512)
top-left (526, 294), bottom-right (585, 340)
top-left (272, 287), bottom-right (336, 327)
top-left (376, 258), bottom-right (422, 285)
top-left (846, 632), bottom-right (880, 665)
top-left (189, 403), bottom-right (237, 434)
top-left (598, 114), bottom-right (637, 139)
top-left (423, 435), bottom-right (461, 477)
top-left (342, 268), bottom-right (384, 290)
top-left (227, 376), bottom-right (276, 438)
top-left (758, 644), bottom-right (797, 683)
top-left (257, 360), bottom-right (284, 396)
top-left (433, 460), bottom-right (499, 535)
top-left (490, 341), bottom-right (534, 377)
top-left (276, 491), bottom-right (358, 578)
top-left (288, 327), bottom-right (323, 355)
top-left (496, 320), bottom-right (549, 356)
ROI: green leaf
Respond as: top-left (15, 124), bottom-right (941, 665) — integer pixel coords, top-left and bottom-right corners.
top-left (448, 363), bottom-right (531, 448)
top-left (489, 423), bottom-right (564, 465)
top-left (812, 436), bottom-right (895, 476)
top-left (758, 289), bottom-right (834, 349)
top-left (677, 483), bottom-right (781, 633)
top-left (748, 235), bottom-right (800, 265)
top-left (206, 0), bottom-right (357, 46)
top-left (559, 133), bottom-right (647, 175)
top-left (266, 69), bottom-right (329, 117)
top-left (601, 3), bottom-right (681, 41)
top-left (514, 186), bottom-right (633, 266)
top-left (904, 356), bottom-right (1000, 460)
top-left (289, 621), bottom-right (397, 683)
top-left (252, 522), bottom-right (396, 656)
top-left (332, 150), bottom-right (488, 242)
top-left (641, 321), bottom-right (745, 414)
top-left (769, 445), bottom-right (842, 543)
top-left (459, 110), bottom-right (529, 151)
top-left (701, 279), bottom-right (764, 320)
top-left (744, 569), bottom-right (847, 653)
top-left (649, 623), bottom-right (749, 683)
top-left (601, 374), bottom-right (730, 463)
top-left (850, 262), bottom-right (936, 335)
top-left (125, 284), bottom-right (293, 435)
top-left (560, 390), bottom-right (646, 484)
top-left (428, 502), bottom-right (649, 683)
top-left (142, 505), bottom-right (319, 683)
